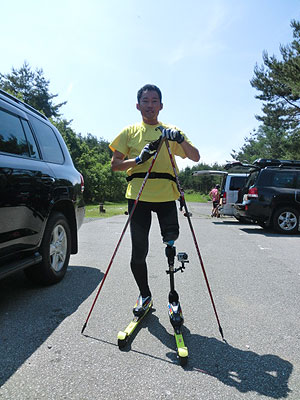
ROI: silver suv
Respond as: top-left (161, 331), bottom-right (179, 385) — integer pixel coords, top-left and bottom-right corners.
top-left (192, 170), bottom-right (248, 219)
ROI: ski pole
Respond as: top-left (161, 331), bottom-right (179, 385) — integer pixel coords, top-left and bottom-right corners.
top-left (81, 137), bottom-right (165, 335)
top-left (163, 137), bottom-right (225, 341)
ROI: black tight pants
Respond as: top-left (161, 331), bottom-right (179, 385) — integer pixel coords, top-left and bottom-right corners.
top-left (128, 199), bottom-right (179, 298)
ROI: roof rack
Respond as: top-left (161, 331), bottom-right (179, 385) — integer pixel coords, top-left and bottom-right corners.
top-left (253, 158), bottom-right (300, 168)
top-left (0, 88), bottom-right (48, 121)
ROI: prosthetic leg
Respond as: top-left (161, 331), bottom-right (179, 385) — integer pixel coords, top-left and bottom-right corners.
top-left (165, 242), bottom-right (189, 366)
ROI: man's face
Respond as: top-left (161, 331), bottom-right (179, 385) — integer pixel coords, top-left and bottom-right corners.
top-left (136, 90), bottom-right (163, 124)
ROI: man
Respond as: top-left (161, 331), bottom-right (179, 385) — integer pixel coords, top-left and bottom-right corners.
top-left (110, 84), bottom-right (200, 316)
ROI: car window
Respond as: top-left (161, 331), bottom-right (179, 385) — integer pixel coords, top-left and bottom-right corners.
top-left (272, 171), bottom-right (295, 188)
top-left (21, 120), bottom-right (40, 159)
top-left (296, 172), bottom-right (300, 189)
top-left (229, 176), bottom-right (247, 190)
top-left (0, 108), bottom-right (32, 157)
top-left (245, 171), bottom-right (259, 189)
top-left (29, 116), bottom-right (64, 164)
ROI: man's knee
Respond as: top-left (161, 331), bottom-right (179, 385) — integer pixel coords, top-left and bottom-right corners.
top-left (162, 226), bottom-right (179, 243)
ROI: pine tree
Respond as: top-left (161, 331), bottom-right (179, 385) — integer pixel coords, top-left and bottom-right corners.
top-left (0, 61), bottom-right (66, 118)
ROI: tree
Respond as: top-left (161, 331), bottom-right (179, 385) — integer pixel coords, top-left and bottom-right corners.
top-left (0, 61), bottom-right (66, 118)
top-left (179, 162), bottom-right (225, 194)
top-left (233, 19), bottom-right (300, 162)
top-left (251, 20), bottom-right (300, 130)
top-left (231, 125), bottom-right (287, 162)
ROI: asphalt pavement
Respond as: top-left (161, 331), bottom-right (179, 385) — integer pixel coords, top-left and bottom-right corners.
top-left (0, 202), bottom-right (299, 399)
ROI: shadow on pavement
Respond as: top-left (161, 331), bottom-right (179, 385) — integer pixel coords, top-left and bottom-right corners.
top-left (0, 265), bottom-right (102, 387)
top-left (147, 313), bottom-right (292, 399)
top-left (239, 228), bottom-right (299, 238)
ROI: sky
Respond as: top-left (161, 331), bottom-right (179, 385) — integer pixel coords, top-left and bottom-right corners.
top-left (1, 0), bottom-right (300, 170)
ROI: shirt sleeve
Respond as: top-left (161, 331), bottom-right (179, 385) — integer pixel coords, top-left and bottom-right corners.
top-left (109, 128), bottom-right (129, 156)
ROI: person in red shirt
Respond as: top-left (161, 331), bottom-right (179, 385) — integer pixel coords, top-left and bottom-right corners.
top-left (209, 184), bottom-right (220, 217)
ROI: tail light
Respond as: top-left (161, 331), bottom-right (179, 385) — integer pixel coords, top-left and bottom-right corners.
top-left (80, 173), bottom-right (85, 193)
top-left (222, 191), bottom-right (227, 204)
top-left (248, 187), bottom-right (258, 198)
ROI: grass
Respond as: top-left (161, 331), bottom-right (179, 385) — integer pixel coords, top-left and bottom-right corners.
top-left (184, 191), bottom-right (210, 203)
top-left (85, 192), bottom-right (209, 219)
top-left (85, 202), bottom-right (127, 218)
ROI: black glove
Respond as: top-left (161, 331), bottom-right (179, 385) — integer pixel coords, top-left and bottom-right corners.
top-left (148, 137), bottom-right (162, 151)
top-left (135, 137), bottom-right (163, 165)
top-left (135, 143), bottom-right (156, 165)
top-left (156, 126), bottom-right (184, 144)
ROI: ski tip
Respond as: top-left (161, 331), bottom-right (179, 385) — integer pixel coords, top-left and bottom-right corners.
top-left (117, 331), bottom-right (127, 341)
top-left (81, 322), bottom-right (87, 335)
top-left (219, 326), bottom-right (225, 342)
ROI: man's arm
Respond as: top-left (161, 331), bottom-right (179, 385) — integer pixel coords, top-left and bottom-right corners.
top-left (155, 126), bottom-right (200, 162)
top-left (111, 141), bottom-right (159, 171)
top-left (111, 150), bottom-right (136, 171)
top-left (180, 141), bottom-right (200, 162)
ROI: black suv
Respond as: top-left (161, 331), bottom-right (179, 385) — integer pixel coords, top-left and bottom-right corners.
top-left (231, 159), bottom-right (300, 234)
top-left (0, 89), bottom-right (85, 284)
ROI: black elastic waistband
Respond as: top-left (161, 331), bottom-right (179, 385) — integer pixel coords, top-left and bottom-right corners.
top-left (126, 172), bottom-right (176, 182)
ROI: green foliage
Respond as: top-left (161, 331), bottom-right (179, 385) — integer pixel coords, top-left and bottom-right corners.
top-left (231, 125), bottom-right (288, 162)
top-left (179, 162), bottom-right (225, 194)
top-left (251, 20), bottom-right (300, 130)
top-left (234, 19), bottom-right (300, 162)
top-left (0, 62), bottom-right (66, 118)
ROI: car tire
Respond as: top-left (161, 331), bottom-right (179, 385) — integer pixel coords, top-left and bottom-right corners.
top-left (24, 212), bottom-right (71, 285)
top-left (273, 207), bottom-right (299, 234)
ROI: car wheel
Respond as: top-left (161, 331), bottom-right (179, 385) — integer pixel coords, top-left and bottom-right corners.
top-left (273, 207), bottom-right (299, 234)
top-left (24, 212), bottom-right (71, 285)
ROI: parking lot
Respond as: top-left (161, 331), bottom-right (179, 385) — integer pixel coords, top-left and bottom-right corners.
top-left (0, 202), bottom-right (299, 399)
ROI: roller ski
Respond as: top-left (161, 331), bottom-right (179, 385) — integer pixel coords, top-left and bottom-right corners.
top-left (117, 295), bottom-right (153, 349)
top-left (165, 243), bottom-right (189, 366)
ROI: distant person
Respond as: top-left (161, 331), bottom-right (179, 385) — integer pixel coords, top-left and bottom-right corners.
top-left (109, 84), bottom-right (200, 317)
top-left (209, 184), bottom-right (220, 217)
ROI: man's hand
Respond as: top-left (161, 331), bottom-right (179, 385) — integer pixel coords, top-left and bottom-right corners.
top-left (135, 143), bottom-right (156, 165)
top-left (156, 126), bottom-right (184, 144)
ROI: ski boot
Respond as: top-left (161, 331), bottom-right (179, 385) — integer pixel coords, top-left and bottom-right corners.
top-left (133, 295), bottom-right (152, 317)
top-left (117, 295), bottom-right (153, 349)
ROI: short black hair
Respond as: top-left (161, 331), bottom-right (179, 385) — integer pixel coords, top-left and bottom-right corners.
top-left (137, 84), bottom-right (162, 103)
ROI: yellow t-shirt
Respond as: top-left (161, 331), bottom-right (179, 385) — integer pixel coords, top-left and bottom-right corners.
top-left (109, 122), bottom-right (191, 202)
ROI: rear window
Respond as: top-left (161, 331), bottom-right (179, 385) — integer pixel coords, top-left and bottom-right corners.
top-left (229, 176), bottom-right (247, 190)
top-left (258, 170), bottom-right (296, 188)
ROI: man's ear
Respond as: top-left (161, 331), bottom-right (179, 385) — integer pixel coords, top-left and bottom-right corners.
top-left (136, 103), bottom-right (140, 111)
top-left (160, 103), bottom-right (163, 111)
